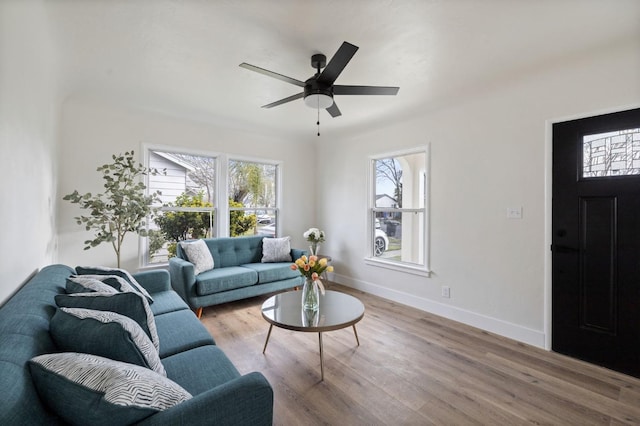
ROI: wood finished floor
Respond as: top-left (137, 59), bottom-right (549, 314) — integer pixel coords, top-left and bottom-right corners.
top-left (199, 284), bottom-right (640, 425)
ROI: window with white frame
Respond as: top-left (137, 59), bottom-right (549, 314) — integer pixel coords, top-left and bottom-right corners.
top-left (144, 149), bottom-right (217, 265)
top-left (228, 159), bottom-right (279, 237)
top-left (142, 149), bottom-right (282, 266)
top-left (368, 148), bottom-right (428, 272)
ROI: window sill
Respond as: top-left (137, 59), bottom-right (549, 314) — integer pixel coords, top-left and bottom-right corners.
top-left (364, 257), bottom-right (431, 277)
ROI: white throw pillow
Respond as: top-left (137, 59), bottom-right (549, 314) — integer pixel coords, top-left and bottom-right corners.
top-left (261, 236), bottom-right (292, 263)
top-left (180, 240), bottom-right (214, 275)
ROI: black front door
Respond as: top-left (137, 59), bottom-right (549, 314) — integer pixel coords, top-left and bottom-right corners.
top-left (552, 107), bottom-right (640, 378)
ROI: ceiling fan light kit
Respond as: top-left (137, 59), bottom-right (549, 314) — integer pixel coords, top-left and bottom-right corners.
top-left (240, 41), bottom-right (399, 135)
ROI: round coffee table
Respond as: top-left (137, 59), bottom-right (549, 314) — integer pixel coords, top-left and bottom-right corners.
top-left (261, 290), bottom-right (365, 381)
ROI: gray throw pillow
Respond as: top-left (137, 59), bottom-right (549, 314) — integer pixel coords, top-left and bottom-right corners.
top-left (262, 236), bottom-right (292, 263)
top-left (50, 307), bottom-right (165, 376)
top-left (180, 239), bottom-right (214, 275)
top-left (29, 352), bottom-right (191, 426)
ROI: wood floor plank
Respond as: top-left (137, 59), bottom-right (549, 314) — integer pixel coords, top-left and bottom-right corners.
top-left (205, 283), bottom-right (640, 425)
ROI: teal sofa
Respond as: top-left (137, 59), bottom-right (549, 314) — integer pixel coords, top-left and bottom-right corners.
top-left (170, 235), bottom-right (305, 318)
top-left (0, 264), bottom-right (273, 425)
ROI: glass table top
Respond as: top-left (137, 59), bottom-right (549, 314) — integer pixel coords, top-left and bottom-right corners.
top-left (261, 290), bottom-right (365, 332)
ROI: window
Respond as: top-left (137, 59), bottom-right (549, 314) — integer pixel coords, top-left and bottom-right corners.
top-left (144, 150), bottom-right (217, 265)
top-left (142, 148), bottom-right (282, 266)
top-left (368, 148), bottom-right (429, 274)
top-left (583, 128), bottom-right (640, 178)
top-left (228, 159), bottom-right (279, 237)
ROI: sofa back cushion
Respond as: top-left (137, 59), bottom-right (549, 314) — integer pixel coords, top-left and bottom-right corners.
top-left (177, 236), bottom-right (264, 269)
top-left (0, 264), bottom-right (75, 425)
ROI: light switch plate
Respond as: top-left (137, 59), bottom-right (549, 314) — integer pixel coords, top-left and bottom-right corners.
top-left (507, 206), bottom-right (523, 219)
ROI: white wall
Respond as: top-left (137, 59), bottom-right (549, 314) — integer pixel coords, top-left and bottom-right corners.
top-left (318, 38), bottom-right (640, 347)
top-left (57, 97), bottom-right (315, 271)
top-left (0, 1), bottom-right (61, 304)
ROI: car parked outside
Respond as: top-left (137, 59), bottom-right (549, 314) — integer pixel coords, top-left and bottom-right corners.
top-left (374, 219), bottom-right (389, 257)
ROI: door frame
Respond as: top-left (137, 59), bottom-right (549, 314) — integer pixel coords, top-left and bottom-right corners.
top-left (544, 103), bottom-right (640, 351)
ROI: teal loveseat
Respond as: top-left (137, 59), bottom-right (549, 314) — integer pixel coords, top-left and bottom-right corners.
top-left (0, 264), bottom-right (273, 425)
top-left (169, 235), bottom-right (305, 318)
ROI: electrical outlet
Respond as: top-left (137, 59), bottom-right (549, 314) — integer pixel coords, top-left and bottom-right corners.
top-left (441, 286), bottom-right (450, 298)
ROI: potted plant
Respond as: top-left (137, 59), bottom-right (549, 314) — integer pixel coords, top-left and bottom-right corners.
top-left (63, 151), bottom-right (164, 267)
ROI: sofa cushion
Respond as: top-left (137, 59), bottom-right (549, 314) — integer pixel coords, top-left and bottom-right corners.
top-left (241, 262), bottom-right (300, 284)
top-left (55, 292), bottom-right (160, 351)
top-left (154, 310), bottom-right (216, 358)
top-left (76, 266), bottom-right (154, 304)
top-left (195, 266), bottom-right (258, 296)
top-left (149, 290), bottom-right (190, 316)
top-left (66, 276), bottom-right (119, 294)
top-left (180, 239), bottom-right (214, 275)
top-left (50, 307), bottom-right (165, 376)
top-left (261, 236), bottom-right (292, 263)
top-left (161, 345), bottom-right (240, 396)
top-left (29, 352), bottom-right (191, 426)
top-left (200, 235), bottom-right (263, 268)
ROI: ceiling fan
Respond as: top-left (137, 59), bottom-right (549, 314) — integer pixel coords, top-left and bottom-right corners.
top-left (239, 41), bottom-right (400, 119)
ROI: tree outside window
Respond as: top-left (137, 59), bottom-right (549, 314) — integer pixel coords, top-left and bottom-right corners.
top-left (228, 160), bottom-right (278, 237)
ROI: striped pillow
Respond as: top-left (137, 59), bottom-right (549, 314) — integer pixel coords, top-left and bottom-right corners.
top-left (29, 352), bottom-right (191, 426)
top-left (76, 266), bottom-right (154, 304)
top-left (50, 307), bottom-right (165, 376)
top-left (55, 291), bottom-right (160, 352)
top-left (66, 276), bottom-right (119, 294)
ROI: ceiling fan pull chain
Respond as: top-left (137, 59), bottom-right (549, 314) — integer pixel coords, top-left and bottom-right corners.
top-left (317, 101), bottom-right (321, 136)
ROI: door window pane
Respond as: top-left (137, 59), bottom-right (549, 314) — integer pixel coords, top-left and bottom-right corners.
top-left (583, 128), bottom-right (640, 177)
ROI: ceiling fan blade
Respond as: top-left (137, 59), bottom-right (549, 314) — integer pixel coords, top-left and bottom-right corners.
top-left (326, 101), bottom-right (342, 117)
top-left (333, 85), bottom-right (400, 96)
top-left (239, 63), bottom-right (305, 87)
top-left (317, 41), bottom-right (359, 85)
top-left (261, 92), bottom-right (304, 108)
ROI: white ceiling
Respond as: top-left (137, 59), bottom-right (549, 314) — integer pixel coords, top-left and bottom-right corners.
top-left (44, 0), bottom-right (640, 141)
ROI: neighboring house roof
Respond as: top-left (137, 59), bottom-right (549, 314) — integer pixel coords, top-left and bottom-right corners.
top-left (376, 194), bottom-right (397, 202)
top-left (152, 151), bottom-right (195, 171)
top-left (376, 194), bottom-right (397, 207)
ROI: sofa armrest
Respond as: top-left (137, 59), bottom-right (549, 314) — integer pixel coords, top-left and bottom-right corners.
top-left (133, 269), bottom-right (171, 294)
top-left (136, 372), bottom-right (273, 426)
top-left (169, 257), bottom-right (197, 308)
top-left (291, 248), bottom-right (307, 260)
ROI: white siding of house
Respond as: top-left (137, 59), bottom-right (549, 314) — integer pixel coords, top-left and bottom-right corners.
top-left (149, 151), bottom-right (188, 204)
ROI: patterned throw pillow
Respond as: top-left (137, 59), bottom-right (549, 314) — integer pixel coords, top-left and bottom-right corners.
top-left (29, 352), bottom-right (191, 426)
top-left (66, 276), bottom-right (119, 294)
top-left (55, 291), bottom-right (160, 352)
top-left (76, 266), bottom-right (154, 304)
top-left (261, 236), bottom-right (292, 263)
top-left (50, 307), bottom-right (165, 376)
top-left (180, 240), bottom-right (214, 275)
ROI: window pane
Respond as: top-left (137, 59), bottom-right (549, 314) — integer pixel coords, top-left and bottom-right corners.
top-left (375, 158), bottom-right (402, 208)
top-left (148, 209), bottom-right (214, 264)
top-left (583, 128), bottom-right (640, 177)
top-left (228, 160), bottom-right (278, 237)
top-left (146, 150), bottom-right (216, 265)
top-left (371, 150), bottom-right (427, 267)
top-left (373, 212), bottom-right (424, 265)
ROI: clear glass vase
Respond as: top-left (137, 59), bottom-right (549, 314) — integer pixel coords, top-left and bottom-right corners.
top-left (301, 277), bottom-right (319, 311)
top-left (309, 242), bottom-right (320, 256)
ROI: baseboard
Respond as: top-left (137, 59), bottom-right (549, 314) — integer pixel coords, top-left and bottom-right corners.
top-left (332, 273), bottom-right (546, 349)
